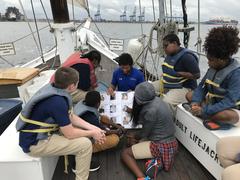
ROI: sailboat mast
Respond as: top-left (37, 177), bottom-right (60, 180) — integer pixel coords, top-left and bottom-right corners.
top-left (50, 0), bottom-right (70, 23)
top-left (49, 0), bottom-right (75, 64)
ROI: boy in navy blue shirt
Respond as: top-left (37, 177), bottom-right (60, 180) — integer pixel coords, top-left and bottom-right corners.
top-left (108, 53), bottom-right (144, 95)
top-left (17, 67), bottom-right (106, 180)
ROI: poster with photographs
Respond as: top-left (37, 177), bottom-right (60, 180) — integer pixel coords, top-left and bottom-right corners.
top-left (99, 91), bottom-right (135, 129)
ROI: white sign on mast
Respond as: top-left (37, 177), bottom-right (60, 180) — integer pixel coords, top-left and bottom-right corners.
top-left (109, 39), bottom-right (123, 51)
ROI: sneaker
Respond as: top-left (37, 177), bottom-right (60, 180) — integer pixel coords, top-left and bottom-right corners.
top-left (182, 102), bottom-right (191, 112)
top-left (89, 160), bottom-right (100, 172)
top-left (145, 159), bottom-right (162, 179)
top-left (203, 120), bottom-right (232, 130)
top-left (72, 160), bottom-right (100, 173)
top-left (137, 176), bottom-right (151, 180)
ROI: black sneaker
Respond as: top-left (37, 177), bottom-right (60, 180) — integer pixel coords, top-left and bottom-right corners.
top-left (182, 102), bottom-right (191, 112)
top-left (90, 160), bottom-right (100, 172)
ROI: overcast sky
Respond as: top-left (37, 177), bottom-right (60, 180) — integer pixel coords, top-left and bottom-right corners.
top-left (0, 0), bottom-right (240, 21)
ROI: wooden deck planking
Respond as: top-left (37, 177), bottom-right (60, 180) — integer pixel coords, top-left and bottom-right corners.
top-left (52, 141), bottom-right (215, 180)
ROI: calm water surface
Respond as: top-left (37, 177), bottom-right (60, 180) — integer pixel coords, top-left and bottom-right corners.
top-left (0, 21), bottom-right (239, 75)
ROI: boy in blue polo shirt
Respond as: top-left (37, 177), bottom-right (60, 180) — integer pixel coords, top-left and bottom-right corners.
top-left (108, 53), bottom-right (144, 95)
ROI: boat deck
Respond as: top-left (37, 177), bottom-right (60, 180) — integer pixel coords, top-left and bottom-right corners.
top-left (52, 139), bottom-right (216, 180)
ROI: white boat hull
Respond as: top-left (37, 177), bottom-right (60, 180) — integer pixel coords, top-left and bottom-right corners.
top-left (0, 117), bottom-right (58, 180)
top-left (175, 104), bottom-right (240, 180)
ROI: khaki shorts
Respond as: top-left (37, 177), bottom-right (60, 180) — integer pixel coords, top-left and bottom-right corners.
top-left (151, 80), bottom-right (190, 105)
top-left (131, 141), bottom-right (153, 159)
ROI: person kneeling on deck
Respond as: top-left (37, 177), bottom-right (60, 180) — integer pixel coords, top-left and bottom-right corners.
top-left (121, 82), bottom-right (178, 180)
top-left (187, 26), bottom-right (240, 129)
top-left (152, 34), bottom-right (200, 111)
top-left (74, 91), bottom-right (125, 153)
top-left (16, 67), bottom-right (106, 180)
top-left (51, 50), bottom-right (101, 104)
top-left (107, 53), bottom-right (144, 96)
top-left (217, 136), bottom-right (240, 180)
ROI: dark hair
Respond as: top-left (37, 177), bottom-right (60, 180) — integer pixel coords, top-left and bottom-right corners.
top-left (204, 26), bottom-right (240, 59)
top-left (81, 50), bottom-right (101, 64)
top-left (85, 91), bottom-right (101, 107)
top-left (131, 98), bottom-right (143, 127)
top-left (117, 53), bottom-right (133, 66)
top-left (163, 33), bottom-right (181, 46)
top-left (54, 67), bottom-right (79, 89)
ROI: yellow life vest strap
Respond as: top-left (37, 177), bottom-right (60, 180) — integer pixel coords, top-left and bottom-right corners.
top-left (207, 92), bottom-right (224, 99)
top-left (205, 79), bottom-right (220, 88)
top-left (21, 127), bottom-right (59, 133)
top-left (207, 92), bottom-right (224, 98)
top-left (162, 78), bottom-right (188, 85)
top-left (162, 62), bottom-right (174, 69)
top-left (162, 73), bottom-right (185, 80)
top-left (19, 114), bottom-right (59, 133)
top-left (207, 92), bottom-right (240, 106)
top-left (20, 114), bottom-right (58, 127)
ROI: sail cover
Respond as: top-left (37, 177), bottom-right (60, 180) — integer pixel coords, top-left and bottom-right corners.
top-left (67, 0), bottom-right (87, 9)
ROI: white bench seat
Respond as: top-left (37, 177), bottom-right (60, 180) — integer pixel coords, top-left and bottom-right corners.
top-left (175, 104), bottom-right (240, 180)
top-left (0, 117), bottom-right (58, 180)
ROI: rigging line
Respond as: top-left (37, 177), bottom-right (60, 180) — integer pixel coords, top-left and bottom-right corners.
top-left (75, 21), bottom-right (85, 29)
top-left (84, 1), bottom-right (109, 47)
top-left (134, 44), bottom-right (148, 65)
top-left (149, 51), bottom-right (160, 80)
top-left (18, 0), bottom-right (40, 53)
top-left (138, 0), bottom-right (144, 35)
top-left (196, 0), bottom-right (202, 54)
top-left (40, 0), bottom-right (58, 68)
top-left (12, 25), bottom-right (49, 43)
top-left (92, 18), bottom-right (110, 47)
top-left (143, 46), bottom-right (151, 80)
top-left (39, 0), bottom-right (51, 28)
top-left (181, 0), bottom-right (190, 48)
top-left (71, 0), bottom-right (78, 50)
top-left (30, 0), bottom-right (45, 63)
top-left (72, 0), bottom-right (75, 22)
top-left (164, 0), bottom-right (167, 21)
top-left (86, 0), bottom-right (91, 17)
top-left (170, 0), bottom-right (172, 20)
top-left (152, 0), bottom-right (156, 22)
top-left (0, 56), bottom-right (14, 67)
top-left (134, 45), bottom-right (154, 81)
top-left (151, 53), bottom-right (158, 77)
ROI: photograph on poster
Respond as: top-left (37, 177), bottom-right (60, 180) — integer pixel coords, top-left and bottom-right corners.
top-left (99, 91), bottom-right (135, 128)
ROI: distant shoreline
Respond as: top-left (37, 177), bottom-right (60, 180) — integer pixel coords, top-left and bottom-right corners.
top-left (0, 19), bottom-right (199, 24)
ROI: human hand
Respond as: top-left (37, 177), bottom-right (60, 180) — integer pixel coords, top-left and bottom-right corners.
top-left (116, 124), bottom-right (126, 135)
top-left (92, 129), bottom-right (106, 145)
top-left (107, 87), bottom-right (115, 96)
top-left (191, 104), bottom-right (202, 116)
top-left (177, 72), bottom-right (194, 79)
top-left (123, 106), bottom-right (132, 113)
